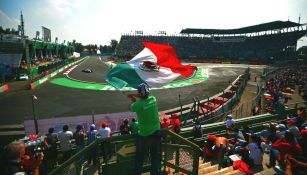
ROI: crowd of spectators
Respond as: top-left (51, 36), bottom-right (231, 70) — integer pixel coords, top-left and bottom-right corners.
top-left (115, 32), bottom-right (305, 61)
top-left (201, 106), bottom-right (306, 174)
top-left (263, 66), bottom-right (307, 112)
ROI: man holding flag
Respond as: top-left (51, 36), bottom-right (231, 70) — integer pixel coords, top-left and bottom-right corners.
top-left (128, 83), bottom-right (161, 175)
top-left (106, 42), bottom-right (197, 174)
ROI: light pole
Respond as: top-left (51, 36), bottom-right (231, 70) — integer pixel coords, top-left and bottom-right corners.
top-left (32, 95), bottom-right (38, 134)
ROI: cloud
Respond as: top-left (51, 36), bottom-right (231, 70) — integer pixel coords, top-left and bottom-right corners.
top-left (42, 0), bottom-right (89, 18)
top-left (0, 10), bottom-right (19, 29)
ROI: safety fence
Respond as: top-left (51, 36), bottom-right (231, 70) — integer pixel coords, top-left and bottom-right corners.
top-left (231, 66), bottom-right (280, 119)
top-left (177, 67), bottom-right (250, 127)
top-left (232, 82), bottom-right (262, 119)
top-left (48, 129), bottom-right (201, 175)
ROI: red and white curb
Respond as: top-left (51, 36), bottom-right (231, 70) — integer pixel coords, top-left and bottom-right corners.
top-left (63, 65), bottom-right (78, 75)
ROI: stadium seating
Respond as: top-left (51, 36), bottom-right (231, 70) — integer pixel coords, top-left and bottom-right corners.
top-left (115, 30), bottom-right (306, 61)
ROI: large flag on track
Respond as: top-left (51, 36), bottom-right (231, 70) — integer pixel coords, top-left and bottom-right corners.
top-left (105, 42), bottom-right (198, 89)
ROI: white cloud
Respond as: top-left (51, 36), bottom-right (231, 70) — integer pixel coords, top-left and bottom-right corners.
top-left (0, 10), bottom-right (19, 29)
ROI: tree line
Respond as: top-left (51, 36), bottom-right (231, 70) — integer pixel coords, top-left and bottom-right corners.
top-left (72, 39), bottom-right (118, 54)
top-left (0, 26), bottom-right (19, 35)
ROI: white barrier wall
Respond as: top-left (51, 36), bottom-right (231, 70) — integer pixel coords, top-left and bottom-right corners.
top-left (24, 111), bottom-right (137, 135)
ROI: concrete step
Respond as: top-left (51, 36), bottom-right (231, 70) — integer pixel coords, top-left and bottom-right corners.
top-left (224, 169), bottom-right (243, 175)
top-left (198, 164), bottom-right (219, 175)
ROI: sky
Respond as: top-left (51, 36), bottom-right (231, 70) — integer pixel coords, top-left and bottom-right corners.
top-left (0, 0), bottom-right (307, 48)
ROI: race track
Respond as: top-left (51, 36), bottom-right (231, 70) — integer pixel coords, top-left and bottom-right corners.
top-left (0, 56), bottom-right (263, 125)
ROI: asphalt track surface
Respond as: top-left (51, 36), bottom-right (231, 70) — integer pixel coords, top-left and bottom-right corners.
top-left (0, 56), bottom-right (263, 125)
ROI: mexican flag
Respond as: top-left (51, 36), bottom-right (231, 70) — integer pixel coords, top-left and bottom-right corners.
top-left (105, 42), bottom-right (197, 89)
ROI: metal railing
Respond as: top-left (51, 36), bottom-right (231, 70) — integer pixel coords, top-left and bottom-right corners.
top-left (180, 101), bottom-right (307, 146)
top-left (180, 68), bottom-right (250, 127)
top-left (232, 82), bottom-right (262, 119)
top-left (48, 129), bottom-right (201, 175)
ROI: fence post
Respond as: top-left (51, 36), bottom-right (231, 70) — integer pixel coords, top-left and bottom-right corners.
top-left (179, 94), bottom-right (183, 116)
top-left (193, 149), bottom-right (200, 175)
top-left (246, 103), bottom-right (249, 117)
top-left (96, 141), bottom-right (101, 175)
top-left (175, 147), bottom-right (180, 173)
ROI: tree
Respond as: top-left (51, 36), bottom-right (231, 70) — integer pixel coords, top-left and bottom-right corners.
top-left (110, 39), bottom-right (118, 52)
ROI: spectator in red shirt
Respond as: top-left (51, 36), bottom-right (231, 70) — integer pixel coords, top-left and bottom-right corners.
top-left (170, 114), bottom-right (181, 134)
top-left (161, 118), bottom-right (169, 129)
top-left (271, 131), bottom-right (302, 165)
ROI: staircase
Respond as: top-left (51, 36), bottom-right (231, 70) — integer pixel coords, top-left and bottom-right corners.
top-left (164, 158), bottom-right (243, 175)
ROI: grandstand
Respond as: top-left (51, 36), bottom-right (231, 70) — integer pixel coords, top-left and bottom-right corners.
top-left (0, 36), bottom-right (75, 78)
top-left (115, 21), bottom-right (307, 62)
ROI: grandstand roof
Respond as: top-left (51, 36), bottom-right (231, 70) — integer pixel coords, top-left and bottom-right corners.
top-left (180, 21), bottom-right (301, 35)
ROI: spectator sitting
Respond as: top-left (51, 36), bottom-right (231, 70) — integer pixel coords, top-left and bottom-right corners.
top-left (296, 107), bottom-right (306, 127)
top-left (120, 119), bottom-right (131, 135)
top-left (130, 118), bottom-right (139, 134)
top-left (202, 135), bottom-right (217, 158)
top-left (230, 127), bottom-right (245, 141)
top-left (238, 134), bottom-right (263, 168)
top-left (276, 124), bottom-right (287, 139)
top-left (267, 131), bottom-right (302, 168)
top-left (161, 118), bottom-right (169, 129)
top-left (242, 126), bottom-right (253, 141)
top-left (170, 114), bottom-right (181, 134)
top-left (98, 122), bottom-right (111, 138)
top-left (192, 120), bottom-right (203, 138)
top-left (287, 120), bottom-right (301, 141)
top-left (299, 127), bottom-right (307, 158)
top-left (58, 125), bottom-right (73, 163)
top-left (4, 140), bottom-right (27, 175)
top-left (284, 154), bottom-right (307, 175)
top-left (225, 114), bottom-right (235, 129)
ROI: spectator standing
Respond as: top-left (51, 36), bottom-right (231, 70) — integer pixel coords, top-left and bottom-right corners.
top-left (120, 119), bottom-right (131, 135)
top-left (225, 114), bottom-right (235, 129)
top-left (161, 118), bottom-right (169, 129)
top-left (58, 125), bottom-right (73, 163)
top-left (170, 114), bottom-right (181, 134)
top-left (45, 128), bottom-right (58, 171)
top-left (98, 121), bottom-right (112, 163)
top-left (98, 122), bottom-right (111, 138)
top-left (87, 124), bottom-right (98, 165)
top-left (74, 125), bottom-right (86, 152)
top-left (130, 118), bottom-right (139, 134)
top-left (192, 121), bottom-right (203, 138)
top-left (127, 83), bottom-right (161, 175)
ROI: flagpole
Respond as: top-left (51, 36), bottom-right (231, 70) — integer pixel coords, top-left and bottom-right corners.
top-left (31, 95), bottom-right (38, 134)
